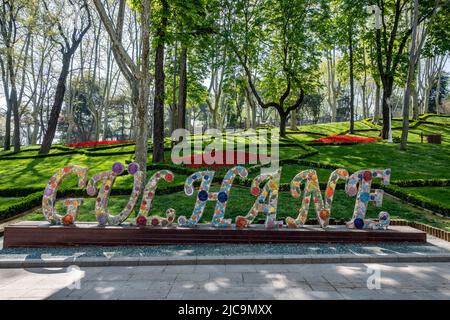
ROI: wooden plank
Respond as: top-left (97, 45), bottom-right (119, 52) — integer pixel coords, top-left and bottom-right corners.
top-left (3, 221), bottom-right (426, 247)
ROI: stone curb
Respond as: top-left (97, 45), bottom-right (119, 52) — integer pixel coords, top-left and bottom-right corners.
top-left (1, 253), bottom-right (449, 269)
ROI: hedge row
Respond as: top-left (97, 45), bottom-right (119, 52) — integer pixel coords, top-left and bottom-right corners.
top-left (285, 130), bottom-right (328, 137)
top-left (391, 179), bottom-right (450, 187)
top-left (384, 184), bottom-right (449, 217)
top-left (0, 149), bottom-right (78, 160)
top-left (0, 191), bottom-right (43, 221)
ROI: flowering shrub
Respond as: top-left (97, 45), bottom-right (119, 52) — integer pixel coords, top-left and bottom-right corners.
top-left (312, 135), bottom-right (380, 144)
top-left (66, 140), bottom-right (132, 148)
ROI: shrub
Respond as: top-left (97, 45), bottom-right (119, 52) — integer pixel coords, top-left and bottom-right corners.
top-left (0, 191), bottom-right (43, 222)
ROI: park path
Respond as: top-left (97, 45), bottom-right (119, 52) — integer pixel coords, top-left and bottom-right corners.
top-left (0, 262), bottom-right (449, 300)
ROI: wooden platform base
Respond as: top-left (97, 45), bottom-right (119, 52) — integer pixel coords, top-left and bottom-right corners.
top-left (3, 221), bottom-right (426, 247)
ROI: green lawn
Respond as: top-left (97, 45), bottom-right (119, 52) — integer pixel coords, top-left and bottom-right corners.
top-left (309, 142), bottom-right (450, 181)
top-left (1, 116), bottom-right (449, 230)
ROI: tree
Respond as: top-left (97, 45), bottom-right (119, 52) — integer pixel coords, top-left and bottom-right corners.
top-left (372, 0), bottom-right (438, 139)
top-left (93, 0), bottom-right (153, 168)
top-left (0, 0), bottom-right (32, 152)
top-left (226, 0), bottom-right (323, 137)
top-left (400, 0), bottom-right (439, 150)
top-left (39, 0), bottom-right (91, 154)
top-left (153, 0), bottom-right (169, 161)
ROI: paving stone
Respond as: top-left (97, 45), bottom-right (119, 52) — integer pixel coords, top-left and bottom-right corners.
top-left (337, 288), bottom-right (385, 300)
top-left (176, 272), bottom-right (209, 281)
top-left (225, 264), bottom-right (257, 273)
top-left (195, 265), bottom-right (226, 273)
top-left (310, 283), bottom-right (337, 292)
top-left (117, 288), bottom-right (170, 299)
top-left (0, 262), bottom-right (449, 300)
top-left (163, 265), bottom-right (196, 273)
top-left (94, 272), bottom-right (132, 281)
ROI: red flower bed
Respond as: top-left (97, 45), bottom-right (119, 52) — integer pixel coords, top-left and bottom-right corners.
top-left (66, 140), bottom-right (132, 148)
top-left (172, 150), bottom-right (273, 167)
top-left (312, 135), bottom-right (380, 144)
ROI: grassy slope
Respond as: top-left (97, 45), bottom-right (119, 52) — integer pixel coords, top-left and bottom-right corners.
top-left (1, 116), bottom-right (449, 229)
top-left (403, 187), bottom-right (450, 208)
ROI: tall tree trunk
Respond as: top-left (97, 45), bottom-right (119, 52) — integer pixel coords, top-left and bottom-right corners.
top-left (327, 49), bottom-right (338, 122)
top-left (39, 53), bottom-right (72, 154)
top-left (152, 0), bottom-right (168, 163)
top-left (400, 0), bottom-right (420, 150)
top-left (381, 77), bottom-right (393, 139)
top-left (435, 70), bottom-right (442, 114)
top-left (8, 74), bottom-right (20, 152)
top-left (348, 26), bottom-right (355, 134)
top-left (177, 47), bottom-right (187, 130)
top-left (290, 109), bottom-right (297, 130)
top-left (362, 84), bottom-right (367, 118)
top-left (3, 101), bottom-right (11, 151)
top-left (279, 111), bottom-right (287, 137)
top-left (412, 78), bottom-right (419, 119)
top-left (374, 81), bottom-right (381, 123)
top-left (170, 41), bottom-right (178, 134)
top-left (135, 0), bottom-right (152, 169)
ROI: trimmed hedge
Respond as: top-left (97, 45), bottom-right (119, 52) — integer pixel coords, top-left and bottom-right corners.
top-left (391, 179), bottom-right (450, 188)
top-left (84, 142), bottom-right (136, 151)
top-left (0, 149), bottom-right (78, 160)
top-left (0, 187), bottom-right (44, 197)
top-left (285, 131), bottom-right (328, 137)
top-left (384, 184), bottom-right (449, 217)
top-left (0, 191), bottom-right (43, 221)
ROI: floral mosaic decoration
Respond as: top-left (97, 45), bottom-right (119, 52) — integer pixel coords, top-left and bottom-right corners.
top-left (42, 165), bottom-right (88, 225)
top-left (87, 162), bottom-right (144, 226)
top-left (177, 170), bottom-right (215, 227)
top-left (286, 168), bottom-right (349, 229)
top-left (211, 166), bottom-right (248, 227)
top-left (345, 169), bottom-right (391, 229)
top-left (235, 169), bottom-right (282, 229)
top-left (135, 170), bottom-right (176, 227)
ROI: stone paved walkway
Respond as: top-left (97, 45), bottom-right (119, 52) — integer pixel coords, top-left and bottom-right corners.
top-left (0, 262), bottom-right (449, 300)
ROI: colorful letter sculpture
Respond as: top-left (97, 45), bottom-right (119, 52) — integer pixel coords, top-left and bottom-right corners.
top-left (177, 170), bottom-right (214, 227)
top-left (364, 211), bottom-right (390, 230)
top-left (235, 169), bottom-right (282, 229)
top-left (178, 166), bottom-right (248, 227)
top-left (286, 168), bottom-right (349, 228)
top-left (345, 169), bottom-right (391, 229)
top-left (41, 163), bottom-right (392, 231)
top-left (42, 165), bottom-right (88, 225)
top-left (135, 170), bottom-right (176, 227)
top-left (86, 162), bottom-right (144, 226)
top-left (211, 166), bottom-right (248, 227)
